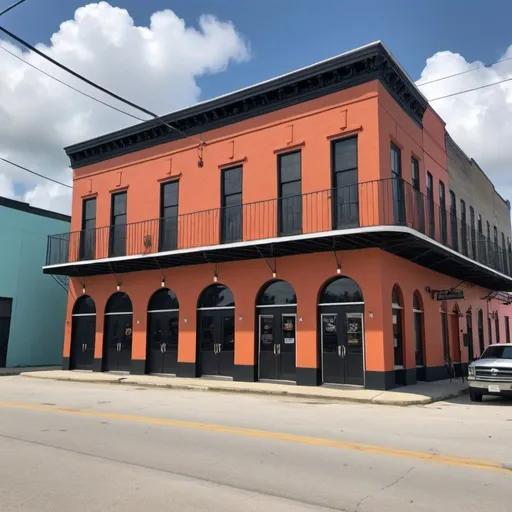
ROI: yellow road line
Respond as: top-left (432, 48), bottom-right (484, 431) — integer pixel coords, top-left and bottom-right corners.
top-left (0, 400), bottom-right (509, 474)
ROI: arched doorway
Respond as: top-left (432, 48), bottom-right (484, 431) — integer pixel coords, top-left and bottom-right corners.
top-left (466, 309), bottom-right (474, 361)
top-left (318, 276), bottom-right (364, 386)
top-left (477, 309), bottom-right (485, 355)
top-left (257, 280), bottom-right (297, 381)
top-left (197, 284), bottom-right (235, 377)
top-left (103, 292), bottom-right (133, 372)
top-left (392, 285), bottom-right (405, 386)
top-left (70, 295), bottom-right (96, 370)
top-left (147, 288), bottom-right (179, 374)
top-left (413, 292), bottom-right (426, 381)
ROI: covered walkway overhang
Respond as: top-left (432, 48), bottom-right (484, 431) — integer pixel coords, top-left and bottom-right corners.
top-left (42, 225), bottom-right (512, 292)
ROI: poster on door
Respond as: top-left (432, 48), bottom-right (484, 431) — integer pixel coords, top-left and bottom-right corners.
top-left (346, 317), bottom-right (362, 345)
top-left (283, 316), bottom-right (296, 344)
top-left (260, 317), bottom-right (273, 345)
top-left (323, 315), bottom-right (337, 334)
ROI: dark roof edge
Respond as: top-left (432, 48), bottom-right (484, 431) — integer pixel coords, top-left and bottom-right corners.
top-left (0, 196), bottom-right (71, 223)
top-left (65, 41), bottom-right (429, 169)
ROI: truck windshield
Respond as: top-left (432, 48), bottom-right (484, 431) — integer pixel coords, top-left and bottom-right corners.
top-left (481, 346), bottom-right (512, 359)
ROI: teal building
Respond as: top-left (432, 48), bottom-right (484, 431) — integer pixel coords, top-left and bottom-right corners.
top-left (0, 197), bottom-right (70, 368)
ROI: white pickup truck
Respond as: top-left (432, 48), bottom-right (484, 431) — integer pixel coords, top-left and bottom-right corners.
top-left (467, 344), bottom-right (512, 402)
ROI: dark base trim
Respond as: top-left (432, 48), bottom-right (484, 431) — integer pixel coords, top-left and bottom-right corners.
top-left (62, 357), bottom-right (70, 371)
top-left (404, 367), bottom-right (417, 386)
top-left (416, 365), bottom-right (427, 382)
top-left (365, 370), bottom-right (396, 390)
top-left (176, 361), bottom-right (198, 378)
top-left (233, 364), bottom-right (257, 382)
top-left (131, 359), bottom-right (146, 375)
top-left (296, 367), bottom-right (321, 386)
top-left (424, 365), bottom-right (448, 382)
top-left (93, 358), bottom-right (104, 372)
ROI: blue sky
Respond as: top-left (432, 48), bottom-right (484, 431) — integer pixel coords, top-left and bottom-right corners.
top-left (3, 0), bottom-right (512, 103)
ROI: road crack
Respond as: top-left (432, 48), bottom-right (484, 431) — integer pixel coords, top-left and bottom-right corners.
top-left (354, 466), bottom-right (415, 511)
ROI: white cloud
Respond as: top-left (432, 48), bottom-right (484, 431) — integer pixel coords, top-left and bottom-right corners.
top-left (418, 48), bottom-right (512, 201)
top-left (0, 1), bottom-right (250, 215)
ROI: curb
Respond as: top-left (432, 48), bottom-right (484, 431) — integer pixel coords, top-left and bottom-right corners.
top-left (21, 373), bottom-right (468, 406)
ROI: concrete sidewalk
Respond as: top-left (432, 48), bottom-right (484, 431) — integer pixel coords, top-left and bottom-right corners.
top-left (0, 366), bottom-right (59, 377)
top-left (20, 370), bottom-right (468, 405)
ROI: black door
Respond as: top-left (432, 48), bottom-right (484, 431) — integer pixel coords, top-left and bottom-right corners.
top-left (104, 315), bottom-right (132, 372)
top-left (320, 308), bottom-right (364, 386)
top-left (466, 312), bottom-right (474, 361)
top-left (0, 298), bottom-right (12, 368)
top-left (258, 310), bottom-right (297, 381)
top-left (147, 312), bottom-right (179, 374)
top-left (199, 310), bottom-right (235, 377)
top-left (70, 316), bottom-right (96, 370)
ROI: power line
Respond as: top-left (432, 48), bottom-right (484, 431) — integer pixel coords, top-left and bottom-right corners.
top-left (0, 0), bottom-right (25, 18)
top-left (0, 25), bottom-right (203, 147)
top-left (0, 157), bottom-right (72, 188)
top-left (0, 44), bottom-right (147, 122)
top-left (417, 55), bottom-right (512, 87)
top-left (429, 75), bottom-right (512, 102)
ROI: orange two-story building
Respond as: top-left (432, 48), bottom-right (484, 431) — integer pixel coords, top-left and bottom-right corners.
top-left (44, 42), bottom-right (512, 390)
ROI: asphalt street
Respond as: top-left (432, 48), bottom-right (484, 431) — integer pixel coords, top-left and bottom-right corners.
top-left (0, 376), bottom-right (511, 511)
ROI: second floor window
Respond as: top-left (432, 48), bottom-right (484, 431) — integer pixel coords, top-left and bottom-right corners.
top-left (221, 166), bottom-right (243, 243)
top-left (460, 199), bottom-right (468, 256)
top-left (278, 151), bottom-right (302, 235)
top-left (504, 233), bottom-right (510, 275)
top-left (493, 225), bottom-right (499, 268)
top-left (391, 143), bottom-right (405, 225)
top-left (160, 181), bottom-right (179, 251)
top-left (80, 197), bottom-right (96, 260)
top-left (411, 157), bottom-right (424, 233)
top-left (332, 137), bottom-right (358, 229)
top-left (487, 221), bottom-right (492, 265)
top-left (469, 206), bottom-right (476, 259)
top-left (110, 191), bottom-right (127, 257)
top-left (449, 190), bottom-right (457, 250)
top-left (426, 172), bottom-right (435, 237)
top-left (439, 180), bottom-right (447, 245)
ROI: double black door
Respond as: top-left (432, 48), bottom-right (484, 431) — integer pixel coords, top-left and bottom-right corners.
top-left (70, 315), bottom-right (96, 370)
top-left (199, 310), bottom-right (234, 377)
top-left (104, 314), bottom-right (132, 372)
top-left (147, 312), bottom-right (179, 374)
top-left (320, 307), bottom-right (364, 386)
top-left (258, 310), bottom-right (297, 381)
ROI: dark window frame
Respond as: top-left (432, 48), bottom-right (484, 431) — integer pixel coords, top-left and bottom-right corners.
top-left (331, 136), bottom-right (359, 229)
top-left (426, 172), bottom-right (435, 237)
top-left (277, 150), bottom-right (302, 236)
top-left (505, 316), bottom-right (511, 344)
top-left (159, 180), bottom-right (179, 252)
top-left (109, 191), bottom-right (127, 258)
top-left (439, 180), bottom-right (447, 244)
top-left (449, 190), bottom-right (458, 250)
top-left (469, 206), bottom-right (476, 259)
top-left (80, 197), bottom-right (96, 260)
top-left (390, 142), bottom-right (405, 225)
top-left (221, 165), bottom-right (243, 243)
top-left (460, 199), bottom-right (468, 256)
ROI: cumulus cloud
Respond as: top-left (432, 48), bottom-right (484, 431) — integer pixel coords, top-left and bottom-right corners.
top-left (418, 48), bottom-right (512, 201)
top-left (0, 1), bottom-right (250, 214)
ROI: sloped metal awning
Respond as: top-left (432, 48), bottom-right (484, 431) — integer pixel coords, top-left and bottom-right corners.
top-left (42, 225), bottom-right (512, 292)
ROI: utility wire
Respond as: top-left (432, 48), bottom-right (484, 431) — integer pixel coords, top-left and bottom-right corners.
top-left (0, 25), bottom-right (203, 145)
top-left (429, 76), bottom-right (512, 102)
top-left (0, 0), bottom-right (25, 18)
top-left (417, 55), bottom-right (512, 87)
top-left (0, 44), bottom-right (147, 122)
top-left (0, 157), bottom-right (72, 188)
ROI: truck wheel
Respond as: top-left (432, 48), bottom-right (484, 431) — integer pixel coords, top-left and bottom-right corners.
top-left (469, 389), bottom-right (483, 402)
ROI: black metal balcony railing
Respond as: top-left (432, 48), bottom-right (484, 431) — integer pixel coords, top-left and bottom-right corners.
top-left (46, 178), bottom-right (512, 278)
